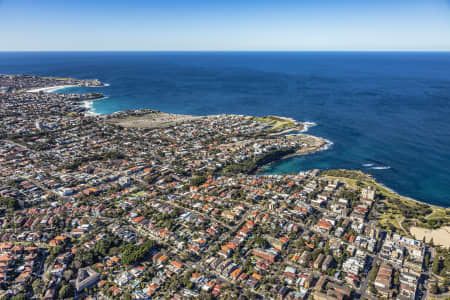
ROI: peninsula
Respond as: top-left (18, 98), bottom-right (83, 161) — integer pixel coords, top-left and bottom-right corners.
top-left (0, 75), bottom-right (448, 300)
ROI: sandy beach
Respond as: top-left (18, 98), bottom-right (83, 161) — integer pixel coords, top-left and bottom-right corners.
top-left (410, 226), bottom-right (450, 248)
top-left (27, 85), bottom-right (77, 93)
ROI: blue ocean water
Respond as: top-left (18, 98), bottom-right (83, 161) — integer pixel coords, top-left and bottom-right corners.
top-left (1, 52), bottom-right (449, 207)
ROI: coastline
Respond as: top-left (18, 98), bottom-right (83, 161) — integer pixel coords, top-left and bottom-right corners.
top-left (254, 138), bottom-right (333, 175)
top-left (371, 178), bottom-right (450, 247)
top-left (321, 168), bottom-right (450, 246)
top-left (2, 63), bottom-right (449, 298)
top-left (272, 121), bottom-right (317, 136)
top-left (9, 75), bottom-right (450, 246)
top-left (80, 96), bottom-right (109, 116)
top-left (252, 124), bottom-right (333, 174)
top-left (107, 111), bottom-right (333, 173)
top-left (301, 122), bottom-right (317, 133)
top-left (36, 83), bottom-right (110, 115)
top-left (27, 82), bottom-right (109, 94)
top-left (81, 99), bottom-right (99, 116)
top-left (26, 80), bottom-right (448, 213)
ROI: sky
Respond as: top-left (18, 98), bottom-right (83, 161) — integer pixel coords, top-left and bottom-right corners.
top-left (1, 0), bottom-right (450, 51)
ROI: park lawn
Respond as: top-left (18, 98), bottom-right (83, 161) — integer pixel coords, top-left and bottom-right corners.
top-left (253, 116), bottom-right (296, 130)
top-left (426, 207), bottom-right (448, 219)
top-left (321, 169), bottom-right (450, 235)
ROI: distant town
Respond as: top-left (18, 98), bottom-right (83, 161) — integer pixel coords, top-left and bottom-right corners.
top-left (0, 74), bottom-right (449, 300)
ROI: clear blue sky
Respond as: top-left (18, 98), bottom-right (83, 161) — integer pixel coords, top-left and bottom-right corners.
top-left (1, 0), bottom-right (449, 51)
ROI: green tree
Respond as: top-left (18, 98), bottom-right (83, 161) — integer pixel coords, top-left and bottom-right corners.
top-left (121, 239), bottom-right (157, 266)
top-left (432, 256), bottom-right (441, 274)
top-left (122, 294), bottom-right (133, 300)
top-left (11, 294), bottom-right (27, 300)
top-left (32, 278), bottom-right (44, 296)
top-left (73, 249), bottom-right (95, 269)
top-left (254, 236), bottom-right (269, 248)
top-left (190, 175), bottom-right (207, 186)
top-left (59, 283), bottom-right (74, 299)
top-left (368, 264), bottom-right (379, 282)
top-left (430, 282), bottom-right (439, 294)
top-left (393, 270), bottom-right (400, 286)
top-left (326, 268), bottom-right (336, 276)
top-left (0, 197), bottom-right (18, 210)
top-left (424, 252), bottom-right (430, 269)
top-left (369, 283), bottom-right (377, 295)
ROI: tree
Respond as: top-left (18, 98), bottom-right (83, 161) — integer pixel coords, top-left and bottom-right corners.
top-left (185, 281), bottom-right (194, 289)
top-left (254, 236), bottom-right (269, 249)
top-left (424, 252), bottom-right (430, 269)
top-left (0, 197), bottom-right (18, 210)
top-left (94, 236), bottom-right (117, 257)
top-left (59, 284), bottom-right (74, 299)
top-left (393, 270), bottom-right (400, 286)
top-left (368, 264), bottom-right (379, 282)
top-left (11, 294), bottom-right (27, 300)
top-left (122, 294), bottom-right (133, 300)
top-left (32, 278), bottom-right (44, 296)
top-left (73, 249), bottom-right (95, 269)
top-left (190, 175), bottom-right (207, 186)
top-left (442, 278), bottom-right (449, 292)
top-left (326, 268), bottom-right (336, 276)
top-left (432, 256), bottom-right (441, 274)
top-left (200, 293), bottom-right (214, 300)
top-left (442, 253), bottom-right (450, 276)
top-left (121, 239), bottom-right (157, 266)
top-left (430, 282), bottom-right (439, 294)
top-left (369, 283), bottom-right (377, 295)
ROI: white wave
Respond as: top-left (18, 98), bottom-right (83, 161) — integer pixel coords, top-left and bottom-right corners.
top-left (301, 121), bottom-right (317, 133)
top-left (319, 139), bottom-right (334, 152)
top-left (363, 163), bottom-right (374, 167)
top-left (82, 100), bottom-right (99, 116)
top-left (82, 100), bottom-right (93, 112)
top-left (370, 166), bottom-right (391, 170)
top-left (83, 83), bottom-right (110, 88)
top-left (83, 96), bottom-right (108, 115)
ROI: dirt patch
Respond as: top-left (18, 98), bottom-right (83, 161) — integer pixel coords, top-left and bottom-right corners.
top-left (410, 226), bottom-right (450, 248)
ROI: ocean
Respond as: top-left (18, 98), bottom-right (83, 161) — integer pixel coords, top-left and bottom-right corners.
top-left (1, 51), bottom-right (449, 207)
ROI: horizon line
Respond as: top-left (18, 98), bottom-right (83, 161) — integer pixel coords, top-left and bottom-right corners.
top-left (1, 49), bottom-right (450, 53)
